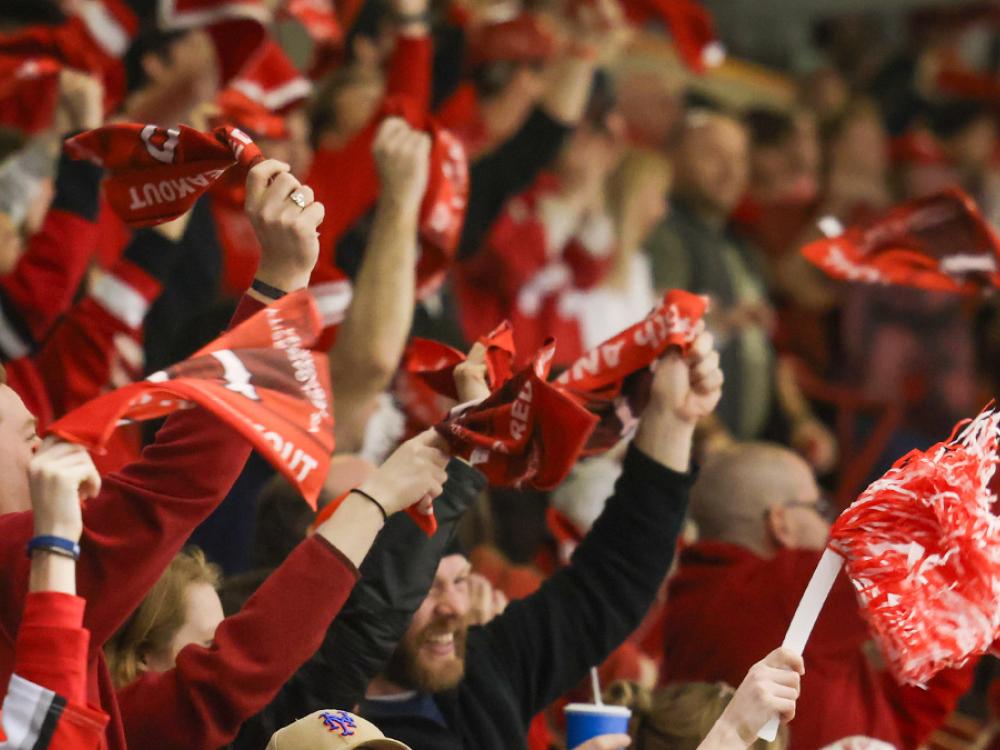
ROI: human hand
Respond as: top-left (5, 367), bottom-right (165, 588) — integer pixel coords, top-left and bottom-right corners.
top-left (373, 118), bottom-right (431, 217)
top-left (29, 437), bottom-right (100, 541)
top-left (648, 331), bottom-right (723, 426)
top-left (454, 342), bottom-right (490, 404)
top-left (55, 68), bottom-right (104, 133)
top-left (357, 429), bottom-right (450, 516)
top-left (572, 734), bottom-right (632, 750)
top-left (791, 418), bottom-right (838, 475)
top-left (708, 648), bottom-right (804, 747)
top-left (468, 573), bottom-right (508, 625)
top-left (245, 159), bottom-right (325, 292)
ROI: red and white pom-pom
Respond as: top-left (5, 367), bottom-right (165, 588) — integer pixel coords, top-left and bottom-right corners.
top-left (829, 406), bottom-right (1000, 686)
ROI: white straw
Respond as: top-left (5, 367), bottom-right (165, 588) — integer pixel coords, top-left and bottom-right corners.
top-left (590, 667), bottom-right (603, 706)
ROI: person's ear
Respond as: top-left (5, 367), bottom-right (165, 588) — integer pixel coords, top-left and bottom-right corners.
top-left (136, 651), bottom-right (151, 674)
top-left (766, 505), bottom-right (795, 550)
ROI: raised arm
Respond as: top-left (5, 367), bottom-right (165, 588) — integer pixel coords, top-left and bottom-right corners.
top-left (480, 332), bottom-right (724, 720)
top-left (117, 432), bottom-right (450, 750)
top-left (330, 118), bottom-right (430, 451)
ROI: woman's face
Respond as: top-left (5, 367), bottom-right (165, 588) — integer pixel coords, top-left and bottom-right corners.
top-left (143, 582), bottom-right (225, 673)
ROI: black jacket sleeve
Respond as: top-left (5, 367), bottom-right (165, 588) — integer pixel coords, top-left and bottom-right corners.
top-left (458, 108), bottom-right (571, 260)
top-left (230, 459), bottom-right (485, 750)
top-left (471, 443), bottom-right (693, 721)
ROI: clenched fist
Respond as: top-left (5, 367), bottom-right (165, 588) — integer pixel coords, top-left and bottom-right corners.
top-left (29, 437), bottom-right (100, 541)
top-left (373, 118), bottom-right (431, 216)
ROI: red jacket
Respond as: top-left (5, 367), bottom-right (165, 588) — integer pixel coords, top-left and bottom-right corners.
top-left (659, 542), bottom-right (972, 749)
top-left (0, 295), bottom-right (262, 750)
top-left (455, 172), bottom-right (615, 368)
top-left (307, 34), bottom-right (431, 282)
top-left (1, 592), bottom-right (109, 750)
top-left (117, 536), bottom-right (359, 750)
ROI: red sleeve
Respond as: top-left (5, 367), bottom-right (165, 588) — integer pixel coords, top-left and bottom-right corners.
top-left (117, 536), bottom-right (359, 750)
top-left (386, 35), bottom-right (432, 111)
top-left (12, 592), bottom-right (89, 704)
top-left (0, 295), bottom-right (265, 661)
top-left (883, 663), bottom-right (977, 748)
top-left (0, 210), bottom-right (99, 355)
top-left (31, 260), bottom-right (161, 424)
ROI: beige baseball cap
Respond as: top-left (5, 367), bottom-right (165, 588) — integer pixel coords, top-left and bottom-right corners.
top-left (266, 710), bottom-right (411, 750)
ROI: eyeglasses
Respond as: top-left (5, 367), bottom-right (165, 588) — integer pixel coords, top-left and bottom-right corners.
top-left (783, 496), bottom-right (837, 522)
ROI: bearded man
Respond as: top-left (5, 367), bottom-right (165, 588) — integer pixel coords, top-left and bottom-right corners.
top-left (355, 330), bottom-right (724, 750)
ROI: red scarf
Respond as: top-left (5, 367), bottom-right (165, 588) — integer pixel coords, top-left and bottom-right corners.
top-left (555, 290), bottom-right (707, 454)
top-left (829, 404), bottom-right (1000, 686)
top-left (49, 290), bottom-right (340, 507)
top-left (802, 187), bottom-right (1000, 294)
top-left (0, 56), bottom-right (61, 134)
top-left (65, 123), bottom-right (263, 227)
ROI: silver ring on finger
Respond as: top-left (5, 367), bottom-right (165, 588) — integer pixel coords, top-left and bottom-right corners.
top-left (289, 192), bottom-right (307, 209)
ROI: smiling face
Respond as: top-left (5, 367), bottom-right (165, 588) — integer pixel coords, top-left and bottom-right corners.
top-left (0, 377), bottom-right (40, 516)
top-left (381, 554), bottom-right (471, 693)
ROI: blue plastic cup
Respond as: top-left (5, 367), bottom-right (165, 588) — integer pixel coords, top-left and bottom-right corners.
top-left (565, 703), bottom-right (632, 749)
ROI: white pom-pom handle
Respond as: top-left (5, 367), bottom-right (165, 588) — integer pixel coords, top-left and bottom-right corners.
top-left (757, 548), bottom-right (844, 742)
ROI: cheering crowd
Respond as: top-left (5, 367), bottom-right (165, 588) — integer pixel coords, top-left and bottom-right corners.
top-left (0, 0), bottom-right (999, 749)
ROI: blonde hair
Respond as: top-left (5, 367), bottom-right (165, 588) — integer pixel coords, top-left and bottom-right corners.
top-left (605, 680), bottom-right (789, 750)
top-left (605, 148), bottom-right (671, 289)
top-left (105, 548), bottom-right (221, 688)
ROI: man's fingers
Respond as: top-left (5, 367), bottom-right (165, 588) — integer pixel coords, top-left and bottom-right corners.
top-left (245, 159), bottom-right (291, 211)
top-left (687, 330), bottom-right (715, 363)
top-left (574, 734), bottom-right (632, 750)
top-left (265, 172), bottom-right (303, 208)
top-left (465, 341), bottom-right (487, 365)
top-left (374, 117), bottom-right (409, 150)
top-left (767, 648), bottom-right (806, 675)
top-left (290, 184), bottom-right (314, 207)
top-left (692, 350), bottom-right (720, 381)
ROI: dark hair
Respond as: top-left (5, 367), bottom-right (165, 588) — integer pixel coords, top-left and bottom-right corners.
top-left (743, 107), bottom-right (796, 149)
top-left (250, 475), bottom-right (318, 570)
top-left (927, 98), bottom-right (992, 140)
top-left (0, 0), bottom-right (66, 26)
top-left (123, 27), bottom-right (188, 94)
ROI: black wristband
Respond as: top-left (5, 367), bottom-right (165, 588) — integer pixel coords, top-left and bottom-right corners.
top-left (251, 278), bottom-right (287, 300)
top-left (350, 488), bottom-right (388, 521)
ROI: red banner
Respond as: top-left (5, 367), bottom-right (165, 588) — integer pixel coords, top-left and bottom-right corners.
top-left (48, 290), bottom-right (337, 507)
top-left (65, 123), bottom-right (263, 227)
top-left (554, 290), bottom-right (707, 454)
top-left (829, 405), bottom-right (1000, 686)
top-left (801, 187), bottom-right (1000, 295)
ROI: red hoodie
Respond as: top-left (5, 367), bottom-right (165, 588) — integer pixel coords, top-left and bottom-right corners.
top-left (659, 542), bottom-right (971, 749)
top-left (0, 294), bottom-right (262, 750)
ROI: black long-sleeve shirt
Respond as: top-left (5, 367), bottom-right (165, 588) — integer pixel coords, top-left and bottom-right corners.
top-left (360, 443), bottom-right (693, 750)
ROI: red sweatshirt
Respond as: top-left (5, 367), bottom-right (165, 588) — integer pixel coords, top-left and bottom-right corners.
top-left (0, 295), bottom-right (262, 750)
top-left (117, 536), bottom-right (359, 750)
top-left (307, 34), bottom-right (431, 281)
top-left (660, 542), bottom-right (971, 749)
top-left (1, 592), bottom-right (109, 749)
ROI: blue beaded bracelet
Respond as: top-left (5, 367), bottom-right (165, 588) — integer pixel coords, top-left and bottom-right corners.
top-left (27, 535), bottom-right (80, 561)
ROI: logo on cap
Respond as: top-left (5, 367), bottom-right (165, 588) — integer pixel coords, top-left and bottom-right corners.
top-left (319, 711), bottom-right (357, 737)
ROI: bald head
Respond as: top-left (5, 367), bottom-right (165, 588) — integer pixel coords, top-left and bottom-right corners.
top-left (690, 443), bottom-right (825, 555)
top-left (672, 110), bottom-right (750, 220)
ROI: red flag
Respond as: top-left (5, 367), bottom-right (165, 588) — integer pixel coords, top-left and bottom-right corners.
top-left (278, 0), bottom-right (344, 78)
top-left (436, 344), bottom-right (598, 491)
top-left (230, 39), bottom-right (312, 114)
top-left (65, 123), bottom-right (263, 227)
top-left (0, 56), bottom-right (61, 134)
top-left (554, 290), bottom-right (707, 454)
top-left (828, 405), bottom-right (1000, 686)
top-left (802, 187), bottom-right (1000, 295)
top-left (48, 290), bottom-right (342, 507)
top-left (157, 0), bottom-right (270, 83)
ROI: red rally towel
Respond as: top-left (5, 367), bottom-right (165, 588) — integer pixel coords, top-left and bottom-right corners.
top-left (436, 343), bottom-right (598, 492)
top-left (395, 321), bottom-right (515, 431)
top-left (48, 290), bottom-right (342, 507)
top-left (828, 404), bottom-right (1000, 687)
top-left (65, 123), bottom-right (263, 227)
top-left (802, 187), bottom-right (1000, 295)
top-left (231, 38), bottom-right (312, 114)
top-left (621, 0), bottom-right (724, 73)
top-left (0, 56), bottom-right (62, 134)
top-left (554, 290), bottom-right (707, 454)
